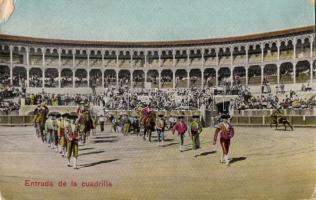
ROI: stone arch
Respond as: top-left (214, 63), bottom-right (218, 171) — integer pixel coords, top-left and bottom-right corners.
top-left (280, 62), bottom-right (294, 84)
top-left (118, 70), bottom-right (131, 88)
top-left (296, 60), bottom-right (310, 83)
top-left (75, 69), bottom-right (88, 87)
top-left (147, 70), bottom-right (159, 88)
top-left (204, 68), bottom-right (216, 87)
top-left (175, 69), bottom-right (188, 88)
top-left (89, 69), bottom-right (102, 87)
top-left (132, 70), bottom-right (145, 88)
top-left (264, 64), bottom-right (277, 84)
top-left (161, 69), bottom-right (173, 89)
top-left (29, 68), bottom-right (43, 87)
top-left (189, 69), bottom-right (202, 88)
top-left (233, 66), bottom-right (246, 85)
top-left (13, 66), bottom-right (27, 87)
top-left (248, 65), bottom-right (261, 85)
top-left (61, 68), bottom-right (73, 88)
top-left (104, 69), bottom-right (116, 87)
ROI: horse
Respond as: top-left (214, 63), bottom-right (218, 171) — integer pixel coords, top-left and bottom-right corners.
top-left (270, 115), bottom-right (294, 131)
top-left (142, 112), bottom-right (156, 142)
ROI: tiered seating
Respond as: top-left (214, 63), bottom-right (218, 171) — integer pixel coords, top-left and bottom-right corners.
top-left (75, 58), bottom-right (88, 67)
top-left (204, 57), bottom-right (217, 66)
top-left (133, 59), bottom-right (145, 68)
top-left (61, 58), bottom-right (72, 66)
top-left (176, 79), bottom-right (187, 88)
top-left (0, 52), bottom-right (10, 64)
top-left (248, 54), bottom-right (261, 64)
top-left (89, 58), bottom-right (102, 67)
top-left (175, 59), bottom-right (187, 67)
top-left (190, 58), bottom-right (202, 67)
top-left (104, 59), bottom-right (116, 67)
top-left (161, 59), bottom-right (173, 68)
top-left (118, 60), bottom-right (130, 68)
top-left (233, 55), bottom-right (246, 65)
top-left (263, 52), bottom-right (278, 62)
top-left (12, 55), bottom-right (21, 64)
top-left (280, 74), bottom-right (293, 84)
top-left (248, 76), bottom-right (261, 85)
top-left (279, 50), bottom-right (293, 60)
top-left (30, 56), bottom-right (42, 66)
top-left (147, 59), bottom-right (159, 68)
top-left (45, 57), bottom-right (59, 67)
top-left (218, 56), bottom-right (230, 65)
top-left (296, 48), bottom-right (310, 59)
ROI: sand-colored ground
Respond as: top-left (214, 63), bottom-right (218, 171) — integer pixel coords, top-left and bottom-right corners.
top-left (0, 126), bottom-right (316, 200)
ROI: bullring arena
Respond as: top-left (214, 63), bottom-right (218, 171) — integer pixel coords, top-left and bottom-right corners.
top-left (1, 1), bottom-right (316, 200)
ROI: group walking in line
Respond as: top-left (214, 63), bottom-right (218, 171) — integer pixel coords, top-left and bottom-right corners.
top-left (33, 101), bottom-right (237, 169)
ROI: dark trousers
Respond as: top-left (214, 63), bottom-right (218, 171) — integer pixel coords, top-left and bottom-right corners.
top-left (100, 122), bottom-right (104, 132)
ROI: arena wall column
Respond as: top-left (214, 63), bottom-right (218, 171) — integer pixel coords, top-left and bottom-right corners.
top-left (41, 48), bottom-right (45, 67)
top-left (116, 70), bottom-right (119, 88)
top-left (215, 69), bottom-right (218, 86)
top-left (26, 48), bottom-right (29, 65)
top-left (277, 41), bottom-right (280, 61)
top-left (187, 69), bottom-right (189, 88)
top-left (277, 64), bottom-right (280, 85)
top-left (130, 50), bottom-right (133, 68)
top-left (58, 69), bottom-right (61, 88)
top-left (261, 43), bottom-right (264, 63)
top-left (9, 46), bottom-right (13, 85)
top-left (72, 69), bottom-right (75, 88)
top-left (87, 69), bottom-right (90, 87)
top-left (230, 66), bottom-right (234, 86)
top-left (260, 65), bottom-right (264, 85)
top-left (72, 51), bottom-right (75, 67)
top-left (245, 66), bottom-right (248, 85)
top-left (201, 49), bottom-right (205, 67)
top-left (158, 50), bottom-right (161, 68)
top-left (101, 50), bottom-right (104, 66)
top-left (101, 69), bottom-right (104, 88)
top-left (293, 62), bottom-right (296, 84)
top-left (173, 70), bottom-right (176, 89)
top-left (216, 48), bottom-right (219, 66)
top-left (87, 50), bottom-right (90, 68)
top-left (131, 70), bottom-right (133, 88)
top-left (201, 69), bottom-right (204, 89)
top-left (309, 60), bottom-right (313, 83)
top-left (186, 49), bottom-right (190, 67)
top-left (172, 49), bottom-right (175, 68)
top-left (310, 36), bottom-right (314, 59)
top-left (58, 48), bottom-right (61, 67)
top-left (26, 68), bottom-right (30, 87)
top-left (42, 68), bottom-right (45, 88)
top-left (245, 45), bottom-right (249, 64)
top-left (230, 46), bottom-right (233, 67)
top-left (144, 50), bottom-right (147, 68)
top-left (293, 38), bottom-right (297, 60)
top-left (158, 70), bottom-right (161, 89)
top-left (116, 50), bottom-right (119, 68)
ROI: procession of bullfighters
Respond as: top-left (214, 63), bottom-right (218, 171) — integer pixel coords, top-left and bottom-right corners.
top-left (1, 0), bottom-right (316, 199)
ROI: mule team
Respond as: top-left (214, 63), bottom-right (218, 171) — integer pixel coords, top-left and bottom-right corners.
top-left (33, 103), bottom-right (236, 169)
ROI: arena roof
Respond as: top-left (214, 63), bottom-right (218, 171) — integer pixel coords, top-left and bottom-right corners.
top-left (0, 0), bottom-right (314, 42)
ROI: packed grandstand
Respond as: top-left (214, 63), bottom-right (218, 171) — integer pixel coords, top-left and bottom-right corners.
top-left (0, 26), bottom-right (315, 120)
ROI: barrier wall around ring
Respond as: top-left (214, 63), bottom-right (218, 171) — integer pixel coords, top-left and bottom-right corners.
top-left (0, 115), bottom-right (315, 127)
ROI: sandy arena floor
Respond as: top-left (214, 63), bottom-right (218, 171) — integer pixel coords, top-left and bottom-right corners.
top-left (0, 126), bottom-right (316, 200)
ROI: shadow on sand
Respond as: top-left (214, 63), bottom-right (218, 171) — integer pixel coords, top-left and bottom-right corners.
top-left (92, 139), bottom-right (118, 144)
top-left (229, 157), bottom-right (247, 164)
top-left (94, 136), bottom-right (118, 139)
top-left (79, 159), bottom-right (119, 168)
top-left (79, 150), bottom-right (105, 157)
top-left (79, 147), bottom-right (94, 151)
top-left (198, 151), bottom-right (216, 157)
